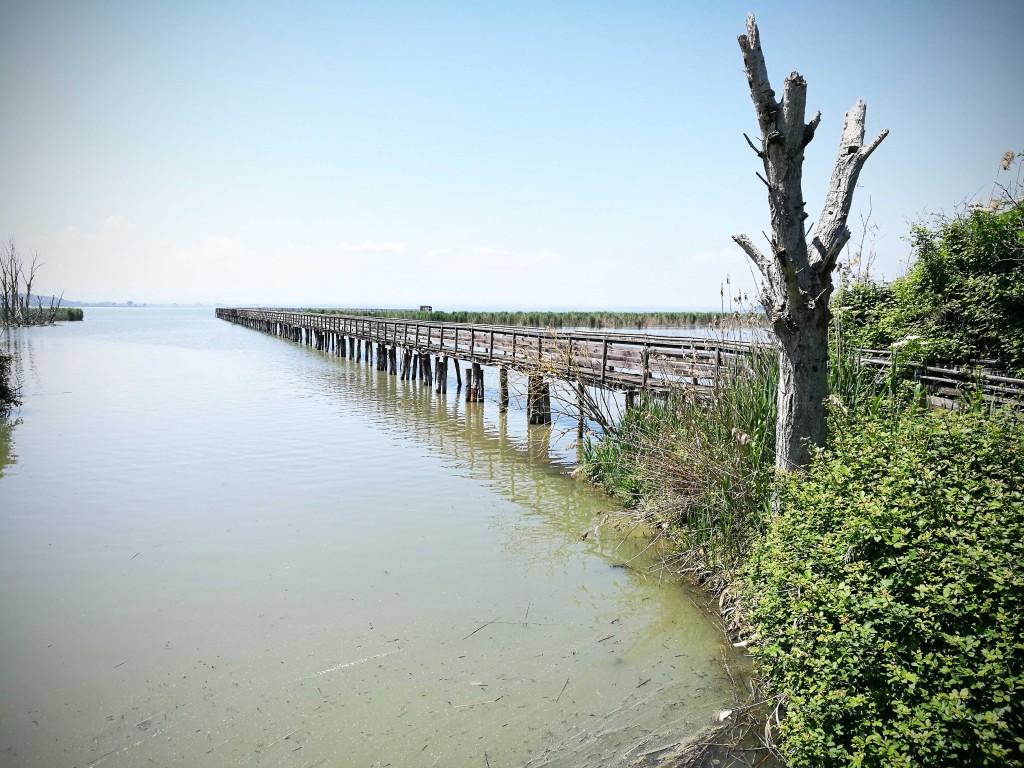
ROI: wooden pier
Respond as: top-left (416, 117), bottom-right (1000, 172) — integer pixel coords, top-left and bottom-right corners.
top-left (216, 308), bottom-right (1024, 420)
top-left (215, 308), bottom-right (753, 424)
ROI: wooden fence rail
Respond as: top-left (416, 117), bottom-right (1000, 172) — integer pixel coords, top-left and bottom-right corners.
top-left (858, 349), bottom-right (1024, 407)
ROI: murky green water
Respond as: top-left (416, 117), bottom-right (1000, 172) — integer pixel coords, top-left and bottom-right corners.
top-left (0, 309), bottom-right (742, 767)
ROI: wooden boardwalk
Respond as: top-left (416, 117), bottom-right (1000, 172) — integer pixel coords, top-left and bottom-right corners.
top-left (216, 308), bottom-right (754, 423)
top-left (216, 308), bottom-right (1024, 419)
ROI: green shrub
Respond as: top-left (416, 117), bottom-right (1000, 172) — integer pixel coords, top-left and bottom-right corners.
top-left (0, 353), bottom-right (19, 416)
top-left (54, 307), bottom-right (84, 321)
top-left (836, 202), bottom-right (1024, 375)
top-left (747, 406), bottom-right (1024, 766)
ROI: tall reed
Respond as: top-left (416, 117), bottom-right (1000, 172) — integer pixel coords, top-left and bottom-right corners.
top-left (309, 308), bottom-right (758, 330)
top-left (581, 342), bottom-right (779, 585)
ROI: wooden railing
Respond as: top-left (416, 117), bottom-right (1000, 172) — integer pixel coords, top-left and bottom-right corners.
top-left (216, 308), bottom-right (753, 392)
top-left (859, 349), bottom-right (1024, 407)
top-left (216, 308), bottom-right (1024, 407)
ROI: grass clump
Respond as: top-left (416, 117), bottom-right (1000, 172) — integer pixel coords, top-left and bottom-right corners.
top-left (746, 405), bottom-right (1024, 766)
top-left (581, 344), bottom-right (777, 586)
top-left (52, 307), bottom-right (84, 321)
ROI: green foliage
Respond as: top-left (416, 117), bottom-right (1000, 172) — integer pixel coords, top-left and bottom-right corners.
top-left (581, 344), bottom-right (778, 573)
top-left (833, 281), bottom-right (898, 351)
top-left (836, 203), bottom-right (1024, 374)
top-left (53, 307), bottom-right (84, 321)
top-left (0, 353), bottom-right (19, 416)
top-left (746, 406), bottom-right (1024, 766)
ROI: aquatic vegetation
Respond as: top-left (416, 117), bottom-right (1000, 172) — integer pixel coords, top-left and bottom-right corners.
top-left (307, 307), bottom-right (754, 330)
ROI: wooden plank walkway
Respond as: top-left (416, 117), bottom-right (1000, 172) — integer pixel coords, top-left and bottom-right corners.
top-left (215, 309), bottom-right (1024, 413)
top-left (215, 308), bottom-right (751, 393)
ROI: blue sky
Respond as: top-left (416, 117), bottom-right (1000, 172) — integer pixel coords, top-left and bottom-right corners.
top-left (2, 1), bottom-right (1021, 308)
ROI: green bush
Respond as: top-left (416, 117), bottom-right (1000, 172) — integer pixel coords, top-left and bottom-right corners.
top-left (836, 202), bottom-right (1024, 374)
top-left (54, 307), bottom-right (84, 321)
top-left (0, 353), bottom-right (19, 416)
top-left (747, 406), bottom-right (1024, 766)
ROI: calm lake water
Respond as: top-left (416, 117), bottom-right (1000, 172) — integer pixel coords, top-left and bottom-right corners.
top-left (0, 308), bottom-right (743, 768)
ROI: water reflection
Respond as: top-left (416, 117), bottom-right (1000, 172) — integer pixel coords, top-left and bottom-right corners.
top-left (0, 421), bottom-right (16, 479)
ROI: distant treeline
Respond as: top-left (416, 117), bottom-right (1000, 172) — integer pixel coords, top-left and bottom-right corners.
top-left (309, 308), bottom-right (760, 329)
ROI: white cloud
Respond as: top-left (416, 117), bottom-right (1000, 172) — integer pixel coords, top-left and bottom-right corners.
top-left (200, 235), bottom-right (248, 258)
top-left (101, 214), bottom-right (135, 237)
top-left (335, 241), bottom-right (406, 253)
top-left (52, 215), bottom-right (136, 244)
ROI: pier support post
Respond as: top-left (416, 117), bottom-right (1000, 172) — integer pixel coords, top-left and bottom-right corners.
top-left (454, 359), bottom-right (462, 389)
top-left (471, 363), bottom-right (484, 402)
top-left (499, 367), bottom-right (509, 412)
top-left (527, 374), bottom-right (551, 425)
top-left (465, 367), bottom-right (473, 402)
top-left (420, 353), bottom-right (432, 386)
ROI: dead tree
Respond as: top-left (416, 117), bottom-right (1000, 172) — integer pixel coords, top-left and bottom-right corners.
top-left (1, 239), bottom-right (26, 325)
top-left (19, 249), bottom-right (41, 322)
top-left (1, 239), bottom-right (64, 326)
top-left (733, 14), bottom-right (887, 472)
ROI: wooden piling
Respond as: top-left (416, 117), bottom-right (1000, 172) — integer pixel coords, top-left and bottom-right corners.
top-left (499, 367), bottom-right (509, 412)
top-left (527, 374), bottom-right (551, 424)
top-left (471, 363), bottom-right (484, 402)
top-left (465, 367), bottom-right (473, 402)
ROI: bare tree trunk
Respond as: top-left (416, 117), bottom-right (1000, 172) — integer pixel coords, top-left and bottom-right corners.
top-left (1, 240), bottom-right (63, 327)
top-left (2, 239), bottom-right (22, 325)
top-left (733, 14), bottom-right (887, 472)
top-left (21, 250), bottom-right (40, 324)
